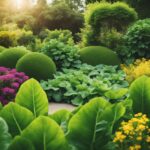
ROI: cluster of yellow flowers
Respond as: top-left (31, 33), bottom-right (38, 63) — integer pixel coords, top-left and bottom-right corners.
top-left (113, 113), bottom-right (150, 150)
top-left (121, 58), bottom-right (150, 83)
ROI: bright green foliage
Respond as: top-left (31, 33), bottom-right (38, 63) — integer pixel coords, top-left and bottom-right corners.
top-left (0, 46), bottom-right (6, 53)
top-left (82, 2), bottom-right (137, 46)
top-left (21, 116), bottom-right (69, 150)
top-left (0, 48), bottom-right (29, 68)
top-left (16, 52), bottom-right (56, 80)
top-left (41, 29), bottom-right (74, 45)
top-left (79, 46), bottom-right (121, 66)
top-left (8, 136), bottom-right (35, 150)
top-left (0, 102), bottom-right (34, 137)
top-left (41, 64), bottom-right (128, 105)
top-left (41, 39), bottom-right (81, 70)
top-left (120, 19), bottom-right (150, 62)
top-left (0, 117), bottom-right (12, 150)
top-left (129, 76), bottom-right (150, 117)
top-left (67, 97), bottom-right (125, 150)
top-left (15, 79), bottom-right (49, 117)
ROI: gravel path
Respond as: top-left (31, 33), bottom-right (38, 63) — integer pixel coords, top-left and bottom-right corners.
top-left (49, 103), bottom-right (76, 114)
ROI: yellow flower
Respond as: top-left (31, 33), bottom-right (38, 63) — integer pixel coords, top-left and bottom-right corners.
top-left (136, 136), bottom-right (142, 141)
top-left (146, 136), bottom-right (150, 143)
top-left (135, 144), bottom-right (141, 150)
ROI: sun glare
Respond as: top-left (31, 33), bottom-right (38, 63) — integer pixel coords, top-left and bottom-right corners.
top-left (16, 0), bottom-right (23, 9)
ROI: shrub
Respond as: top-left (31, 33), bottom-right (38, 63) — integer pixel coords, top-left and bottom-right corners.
top-left (113, 113), bottom-right (150, 149)
top-left (41, 39), bottom-right (81, 70)
top-left (41, 64), bottom-right (128, 105)
top-left (16, 52), bottom-right (56, 80)
top-left (120, 19), bottom-right (150, 62)
top-left (79, 46), bottom-right (121, 66)
top-left (121, 58), bottom-right (150, 83)
top-left (0, 46), bottom-right (7, 53)
top-left (0, 48), bottom-right (29, 68)
top-left (0, 31), bottom-right (13, 48)
top-left (41, 29), bottom-right (74, 45)
top-left (0, 67), bottom-right (28, 105)
top-left (82, 2), bottom-right (137, 46)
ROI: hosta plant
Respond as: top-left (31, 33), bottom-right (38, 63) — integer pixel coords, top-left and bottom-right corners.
top-left (41, 64), bottom-right (128, 105)
top-left (0, 67), bottom-right (28, 105)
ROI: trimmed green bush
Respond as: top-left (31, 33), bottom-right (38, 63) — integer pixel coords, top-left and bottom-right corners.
top-left (79, 46), bottom-right (121, 66)
top-left (0, 48), bottom-right (29, 68)
top-left (0, 46), bottom-right (7, 53)
top-left (82, 2), bottom-right (137, 47)
top-left (16, 53), bottom-right (56, 80)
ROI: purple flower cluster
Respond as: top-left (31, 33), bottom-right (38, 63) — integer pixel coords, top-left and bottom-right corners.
top-left (0, 67), bottom-right (29, 105)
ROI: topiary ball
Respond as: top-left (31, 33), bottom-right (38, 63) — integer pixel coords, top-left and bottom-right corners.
top-left (0, 48), bottom-right (29, 68)
top-left (79, 46), bottom-right (121, 66)
top-left (16, 52), bottom-right (56, 80)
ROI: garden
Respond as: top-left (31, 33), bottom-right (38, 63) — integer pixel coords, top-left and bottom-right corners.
top-left (0, 0), bottom-right (150, 150)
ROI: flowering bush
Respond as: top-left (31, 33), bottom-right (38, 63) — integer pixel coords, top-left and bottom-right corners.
top-left (121, 58), bottom-right (150, 83)
top-left (0, 67), bottom-right (29, 105)
top-left (113, 113), bottom-right (150, 150)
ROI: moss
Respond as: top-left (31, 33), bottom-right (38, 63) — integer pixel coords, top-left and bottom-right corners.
top-left (16, 52), bottom-right (56, 80)
top-left (79, 46), bottom-right (121, 66)
top-left (0, 48), bottom-right (29, 68)
top-left (0, 46), bottom-right (7, 53)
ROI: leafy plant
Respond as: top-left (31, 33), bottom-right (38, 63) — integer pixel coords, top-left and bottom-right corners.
top-left (40, 39), bottom-right (81, 70)
top-left (67, 97), bottom-right (125, 150)
top-left (41, 64), bottom-right (128, 105)
top-left (120, 19), bottom-right (150, 63)
top-left (129, 76), bottom-right (150, 117)
top-left (0, 117), bottom-right (12, 150)
top-left (0, 102), bottom-right (34, 137)
top-left (15, 78), bottom-right (49, 117)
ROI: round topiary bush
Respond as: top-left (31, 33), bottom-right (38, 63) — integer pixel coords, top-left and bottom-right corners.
top-left (0, 48), bottom-right (30, 68)
top-left (79, 46), bottom-right (121, 66)
top-left (16, 52), bottom-right (56, 80)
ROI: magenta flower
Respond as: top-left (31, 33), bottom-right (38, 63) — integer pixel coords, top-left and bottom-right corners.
top-left (0, 67), bottom-right (29, 105)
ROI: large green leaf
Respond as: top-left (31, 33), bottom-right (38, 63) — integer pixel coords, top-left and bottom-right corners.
top-left (67, 97), bottom-right (125, 150)
top-left (0, 117), bottom-right (12, 150)
top-left (21, 116), bottom-right (69, 150)
top-left (0, 102), bottom-right (34, 137)
top-left (49, 109), bottom-right (71, 132)
top-left (129, 76), bottom-right (150, 116)
top-left (8, 136), bottom-right (35, 150)
top-left (15, 79), bottom-right (49, 117)
top-left (67, 97), bottom-right (111, 150)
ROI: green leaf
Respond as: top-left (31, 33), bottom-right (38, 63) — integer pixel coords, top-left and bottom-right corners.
top-left (21, 116), bottom-right (69, 150)
top-left (8, 136), bottom-right (35, 150)
top-left (0, 117), bottom-right (12, 150)
top-left (0, 102), bottom-right (34, 137)
top-left (49, 109), bottom-right (71, 132)
top-left (104, 88), bottom-right (128, 99)
top-left (67, 97), bottom-right (112, 150)
top-left (129, 76), bottom-right (150, 116)
top-left (15, 79), bottom-right (49, 117)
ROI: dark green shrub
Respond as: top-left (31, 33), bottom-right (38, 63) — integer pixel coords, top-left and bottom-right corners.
top-left (82, 2), bottom-right (137, 47)
top-left (79, 46), bottom-right (121, 66)
top-left (0, 46), bottom-right (7, 53)
top-left (0, 48), bottom-right (29, 68)
top-left (120, 19), bottom-right (150, 63)
top-left (16, 52), bottom-right (56, 80)
top-left (41, 39), bottom-right (81, 70)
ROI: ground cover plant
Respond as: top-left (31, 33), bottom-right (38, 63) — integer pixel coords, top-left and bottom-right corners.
top-left (41, 64), bottom-right (129, 105)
